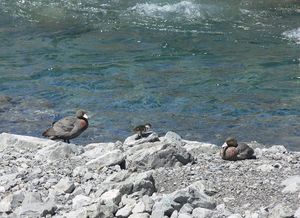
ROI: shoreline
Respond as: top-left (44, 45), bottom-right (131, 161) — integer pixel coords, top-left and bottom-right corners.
top-left (0, 132), bottom-right (300, 217)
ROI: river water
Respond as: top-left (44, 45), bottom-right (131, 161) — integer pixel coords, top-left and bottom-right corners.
top-left (0, 0), bottom-right (300, 149)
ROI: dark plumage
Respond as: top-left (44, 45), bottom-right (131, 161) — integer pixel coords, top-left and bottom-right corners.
top-left (220, 137), bottom-right (255, 161)
top-left (42, 110), bottom-right (89, 143)
top-left (133, 123), bottom-right (152, 140)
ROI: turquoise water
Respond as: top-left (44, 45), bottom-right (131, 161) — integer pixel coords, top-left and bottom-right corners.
top-left (0, 0), bottom-right (300, 149)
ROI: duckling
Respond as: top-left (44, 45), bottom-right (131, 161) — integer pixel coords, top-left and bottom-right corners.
top-left (133, 123), bottom-right (152, 140)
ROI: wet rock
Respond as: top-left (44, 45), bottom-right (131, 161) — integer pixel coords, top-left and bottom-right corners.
top-left (281, 175), bottom-right (300, 193)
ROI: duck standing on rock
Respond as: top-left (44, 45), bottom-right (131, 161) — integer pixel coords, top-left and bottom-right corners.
top-left (220, 137), bottom-right (255, 161)
top-left (133, 123), bottom-right (152, 140)
top-left (42, 109), bottom-right (89, 143)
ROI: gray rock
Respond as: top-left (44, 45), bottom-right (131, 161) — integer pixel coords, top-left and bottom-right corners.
top-left (257, 164), bottom-right (275, 172)
top-left (116, 204), bottom-right (134, 218)
top-left (100, 189), bottom-right (122, 205)
top-left (0, 133), bottom-right (58, 152)
top-left (182, 140), bottom-right (217, 154)
top-left (128, 213), bottom-right (150, 218)
top-left (179, 203), bottom-right (193, 214)
top-left (228, 214), bottom-right (242, 218)
top-left (63, 208), bottom-right (87, 218)
top-left (295, 207), bottom-right (300, 218)
top-left (124, 132), bottom-right (160, 148)
top-left (97, 203), bottom-right (118, 218)
top-left (0, 194), bottom-right (13, 213)
top-left (178, 213), bottom-right (193, 218)
top-left (82, 142), bottom-right (117, 159)
top-left (36, 143), bottom-right (83, 162)
top-left (171, 210), bottom-right (179, 218)
top-left (19, 192), bottom-right (57, 217)
top-left (244, 211), bottom-right (259, 218)
top-left (163, 131), bottom-right (184, 146)
top-left (126, 141), bottom-right (194, 171)
top-left (132, 201), bottom-right (146, 214)
top-left (72, 194), bottom-right (92, 209)
top-left (54, 177), bottom-right (75, 194)
top-left (86, 149), bottom-right (125, 169)
top-left (192, 207), bottom-right (213, 218)
top-left (151, 181), bottom-right (215, 217)
top-left (268, 203), bottom-right (294, 218)
top-left (141, 195), bottom-right (154, 213)
top-left (281, 175), bottom-right (300, 193)
top-left (103, 171), bottom-right (156, 196)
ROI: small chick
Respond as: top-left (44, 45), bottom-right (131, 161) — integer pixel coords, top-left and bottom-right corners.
top-left (133, 123), bottom-right (152, 140)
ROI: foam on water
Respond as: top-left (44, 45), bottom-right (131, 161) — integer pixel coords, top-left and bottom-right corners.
top-left (131, 1), bottom-right (203, 19)
top-left (283, 27), bottom-right (300, 44)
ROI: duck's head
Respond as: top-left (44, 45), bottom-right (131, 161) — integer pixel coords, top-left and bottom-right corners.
top-left (76, 110), bottom-right (88, 120)
top-left (222, 136), bottom-right (238, 149)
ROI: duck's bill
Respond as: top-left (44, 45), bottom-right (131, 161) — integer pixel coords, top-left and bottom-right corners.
top-left (83, 114), bottom-right (89, 119)
top-left (222, 142), bottom-right (228, 148)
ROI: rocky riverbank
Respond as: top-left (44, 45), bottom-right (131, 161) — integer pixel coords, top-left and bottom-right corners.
top-left (0, 132), bottom-right (300, 218)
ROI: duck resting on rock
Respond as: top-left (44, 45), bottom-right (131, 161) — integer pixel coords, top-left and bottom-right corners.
top-left (42, 109), bottom-right (89, 143)
top-left (220, 137), bottom-right (256, 161)
top-left (133, 123), bottom-right (152, 140)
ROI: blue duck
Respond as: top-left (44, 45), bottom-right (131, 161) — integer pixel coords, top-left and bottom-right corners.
top-left (42, 110), bottom-right (88, 143)
top-left (220, 137), bottom-right (255, 161)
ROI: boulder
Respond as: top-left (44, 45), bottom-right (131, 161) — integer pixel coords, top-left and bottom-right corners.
top-left (126, 141), bottom-right (194, 171)
top-left (82, 142), bottom-right (118, 159)
top-left (0, 133), bottom-right (58, 152)
top-left (86, 149), bottom-right (125, 169)
top-left (36, 142), bottom-right (83, 162)
top-left (124, 132), bottom-right (160, 148)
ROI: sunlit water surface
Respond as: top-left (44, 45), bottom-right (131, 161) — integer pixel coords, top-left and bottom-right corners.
top-left (0, 0), bottom-right (300, 149)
